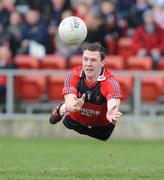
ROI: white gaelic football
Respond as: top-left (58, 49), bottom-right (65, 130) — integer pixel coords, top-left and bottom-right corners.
top-left (58, 16), bottom-right (87, 46)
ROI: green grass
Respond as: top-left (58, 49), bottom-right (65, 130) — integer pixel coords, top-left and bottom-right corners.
top-left (0, 137), bottom-right (164, 180)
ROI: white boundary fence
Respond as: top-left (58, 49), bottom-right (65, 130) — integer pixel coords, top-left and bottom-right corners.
top-left (0, 70), bottom-right (164, 121)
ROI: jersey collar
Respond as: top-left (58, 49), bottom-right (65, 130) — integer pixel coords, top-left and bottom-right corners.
top-left (97, 68), bottom-right (106, 81)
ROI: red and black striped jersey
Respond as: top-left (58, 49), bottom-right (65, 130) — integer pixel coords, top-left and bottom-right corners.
top-left (63, 66), bottom-right (122, 127)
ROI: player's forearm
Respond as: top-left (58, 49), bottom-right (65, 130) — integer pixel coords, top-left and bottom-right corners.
top-left (107, 98), bottom-right (121, 111)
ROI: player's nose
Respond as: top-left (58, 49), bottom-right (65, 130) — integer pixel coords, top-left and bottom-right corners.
top-left (86, 59), bottom-right (92, 66)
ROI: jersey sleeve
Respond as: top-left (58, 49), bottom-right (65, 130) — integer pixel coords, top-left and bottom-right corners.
top-left (62, 71), bottom-right (79, 96)
top-left (102, 77), bottom-right (122, 100)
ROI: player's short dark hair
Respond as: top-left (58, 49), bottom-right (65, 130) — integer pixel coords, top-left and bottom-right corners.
top-left (81, 42), bottom-right (107, 61)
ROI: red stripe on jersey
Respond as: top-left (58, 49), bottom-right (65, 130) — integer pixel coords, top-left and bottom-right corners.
top-left (108, 78), bottom-right (120, 96)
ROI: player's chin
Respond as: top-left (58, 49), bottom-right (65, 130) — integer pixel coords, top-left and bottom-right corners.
top-left (84, 71), bottom-right (93, 76)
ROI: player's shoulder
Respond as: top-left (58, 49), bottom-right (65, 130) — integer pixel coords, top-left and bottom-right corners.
top-left (100, 69), bottom-right (120, 95)
top-left (72, 66), bottom-right (83, 77)
top-left (101, 69), bottom-right (115, 80)
top-left (72, 66), bottom-right (82, 73)
top-left (66, 66), bottom-right (83, 79)
top-left (102, 69), bottom-right (119, 84)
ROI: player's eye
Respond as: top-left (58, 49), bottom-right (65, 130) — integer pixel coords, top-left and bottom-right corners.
top-left (90, 58), bottom-right (96, 62)
top-left (83, 57), bottom-right (88, 61)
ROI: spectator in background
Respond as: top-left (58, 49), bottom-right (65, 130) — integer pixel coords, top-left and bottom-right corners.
top-left (18, 9), bottom-right (51, 54)
top-left (84, 11), bottom-right (106, 48)
top-left (97, 1), bottom-right (127, 38)
top-left (48, 0), bottom-right (71, 29)
top-left (148, 0), bottom-right (164, 7)
top-left (14, 0), bottom-right (71, 25)
top-left (14, 0), bottom-right (53, 17)
top-left (36, 0), bottom-right (52, 25)
top-left (153, 3), bottom-right (164, 57)
top-left (97, 1), bottom-right (117, 34)
top-left (94, 1), bottom-right (119, 54)
top-left (39, 0), bottom-right (71, 26)
top-left (132, 10), bottom-right (164, 69)
top-left (0, 46), bottom-right (16, 101)
top-left (47, 0), bottom-right (71, 52)
top-left (0, 0), bottom-right (10, 27)
top-left (129, 0), bottom-right (152, 28)
top-left (72, 1), bottom-right (90, 21)
top-left (116, 0), bottom-right (135, 20)
top-left (14, 0), bottom-right (34, 14)
top-left (115, 0), bottom-right (136, 36)
top-left (153, 3), bottom-right (164, 30)
top-left (0, 0), bottom-right (10, 46)
top-left (7, 11), bottom-right (23, 56)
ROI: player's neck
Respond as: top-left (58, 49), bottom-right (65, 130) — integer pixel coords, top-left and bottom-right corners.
top-left (84, 78), bottom-right (97, 88)
top-left (86, 72), bottom-right (100, 84)
top-left (85, 69), bottom-right (102, 83)
top-left (85, 77), bottom-right (97, 84)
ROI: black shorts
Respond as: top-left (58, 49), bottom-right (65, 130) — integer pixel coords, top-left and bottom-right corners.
top-left (63, 115), bottom-right (115, 141)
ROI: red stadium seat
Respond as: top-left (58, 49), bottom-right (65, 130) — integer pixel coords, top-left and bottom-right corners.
top-left (105, 38), bottom-right (117, 54)
top-left (158, 58), bottom-right (164, 71)
top-left (16, 75), bottom-right (47, 102)
top-left (126, 56), bottom-right (153, 70)
top-left (117, 37), bottom-right (134, 61)
top-left (68, 55), bottom-right (82, 69)
top-left (162, 77), bottom-right (164, 96)
top-left (15, 55), bottom-right (40, 69)
top-left (14, 55), bottom-right (41, 97)
top-left (156, 58), bottom-right (164, 97)
top-left (141, 76), bottom-right (163, 103)
top-left (116, 75), bottom-right (134, 101)
top-left (47, 75), bottom-right (65, 101)
top-left (41, 55), bottom-right (66, 69)
top-left (104, 55), bottom-right (124, 70)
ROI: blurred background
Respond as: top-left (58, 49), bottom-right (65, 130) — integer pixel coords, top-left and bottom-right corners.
top-left (1, 1), bottom-right (164, 179)
top-left (0, 0), bottom-right (164, 139)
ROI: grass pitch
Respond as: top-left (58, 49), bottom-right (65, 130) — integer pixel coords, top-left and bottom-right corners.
top-left (0, 137), bottom-right (164, 180)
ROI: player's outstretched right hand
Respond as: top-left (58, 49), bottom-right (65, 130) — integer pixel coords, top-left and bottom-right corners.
top-left (106, 105), bottom-right (122, 124)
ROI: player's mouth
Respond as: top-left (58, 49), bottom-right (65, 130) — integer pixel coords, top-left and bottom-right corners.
top-left (85, 68), bottom-right (93, 72)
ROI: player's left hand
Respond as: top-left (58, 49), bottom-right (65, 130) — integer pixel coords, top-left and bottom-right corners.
top-left (106, 105), bottom-right (122, 124)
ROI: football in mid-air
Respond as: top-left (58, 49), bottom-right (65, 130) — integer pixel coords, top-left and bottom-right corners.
top-left (58, 16), bottom-right (87, 46)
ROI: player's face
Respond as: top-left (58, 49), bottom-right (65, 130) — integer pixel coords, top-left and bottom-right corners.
top-left (82, 50), bottom-right (105, 82)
